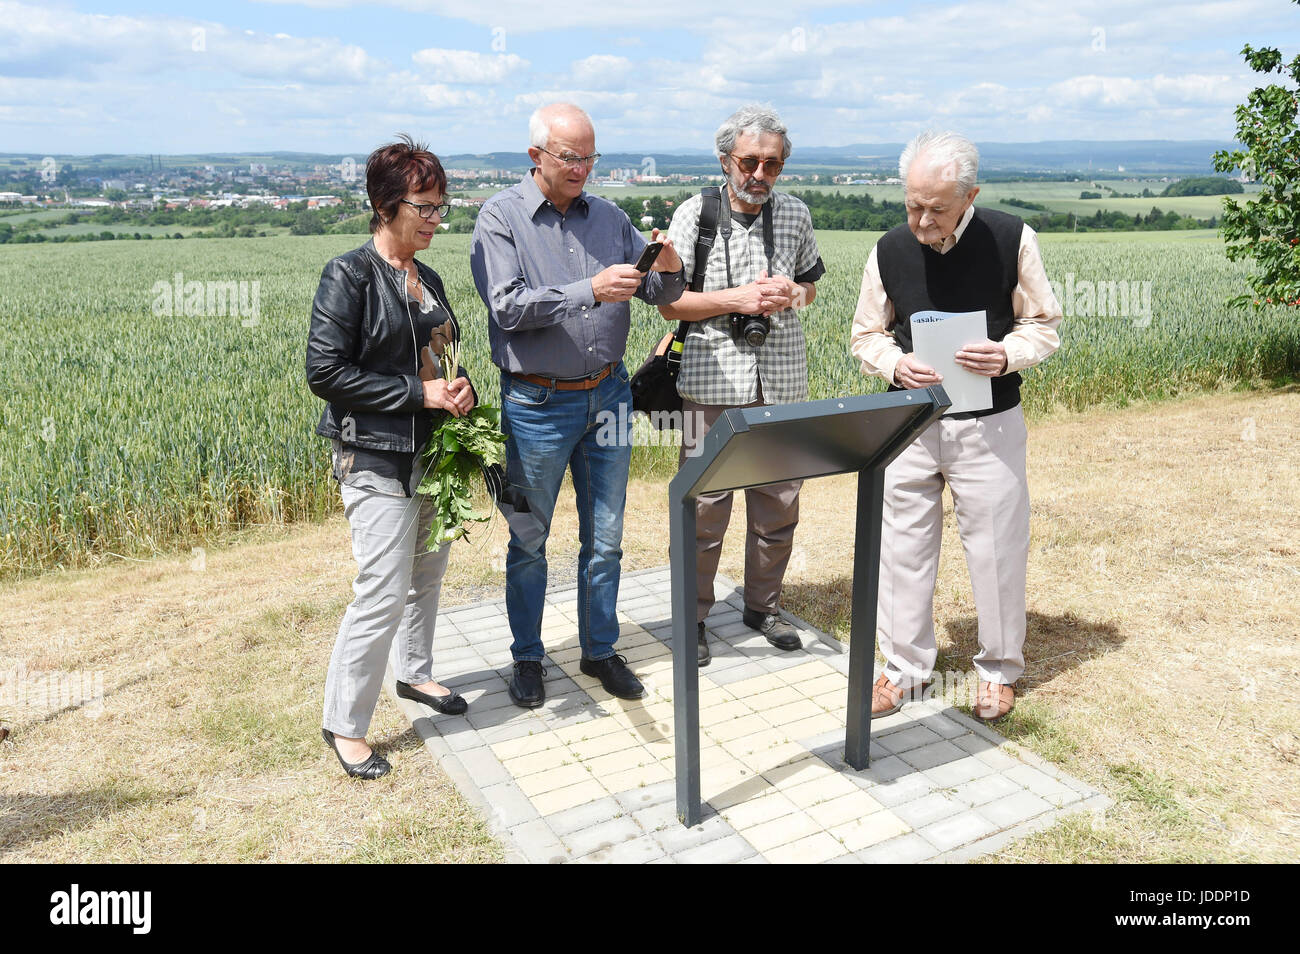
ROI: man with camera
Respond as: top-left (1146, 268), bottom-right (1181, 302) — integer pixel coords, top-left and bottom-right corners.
top-left (659, 104), bottom-right (825, 667)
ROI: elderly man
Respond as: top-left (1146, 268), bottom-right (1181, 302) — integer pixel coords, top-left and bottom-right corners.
top-left (660, 104), bottom-right (825, 667)
top-left (471, 103), bottom-right (685, 707)
top-left (850, 130), bottom-right (1062, 721)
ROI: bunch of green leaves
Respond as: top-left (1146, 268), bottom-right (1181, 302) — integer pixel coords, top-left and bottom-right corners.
top-left (416, 405), bottom-right (506, 548)
top-left (1213, 6), bottom-right (1300, 309)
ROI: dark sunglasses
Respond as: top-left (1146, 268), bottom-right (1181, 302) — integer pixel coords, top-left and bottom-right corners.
top-left (727, 154), bottom-right (785, 176)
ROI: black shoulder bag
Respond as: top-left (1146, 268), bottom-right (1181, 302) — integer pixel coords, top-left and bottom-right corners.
top-left (628, 187), bottom-right (721, 427)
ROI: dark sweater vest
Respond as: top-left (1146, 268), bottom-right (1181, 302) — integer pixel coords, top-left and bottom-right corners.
top-left (876, 206), bottom-right (1024, 418)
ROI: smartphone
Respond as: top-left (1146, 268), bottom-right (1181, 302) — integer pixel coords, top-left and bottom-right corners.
top-left (634, 242), bottom-right (663, 273)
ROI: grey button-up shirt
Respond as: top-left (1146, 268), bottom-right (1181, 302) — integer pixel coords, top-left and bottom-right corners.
top-left (470, 171), bottom-right (686, 378)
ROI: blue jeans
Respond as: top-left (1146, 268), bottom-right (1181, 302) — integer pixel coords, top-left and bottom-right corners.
top-left (498, 363), bottom-right (633, 663)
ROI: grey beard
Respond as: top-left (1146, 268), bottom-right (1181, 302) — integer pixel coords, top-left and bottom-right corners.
top-left (732, 181), bottom-right (772, 205)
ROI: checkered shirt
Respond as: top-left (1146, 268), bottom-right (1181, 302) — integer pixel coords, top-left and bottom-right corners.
top-left (667, 190), bottom-right (823, 406)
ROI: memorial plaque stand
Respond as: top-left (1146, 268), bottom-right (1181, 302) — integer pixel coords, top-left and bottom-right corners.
top-left (670, 387), bottom-right (950, 826)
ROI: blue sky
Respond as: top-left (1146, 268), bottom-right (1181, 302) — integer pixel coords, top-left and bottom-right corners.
top-left (3, 0), bottom-right (1299, 155)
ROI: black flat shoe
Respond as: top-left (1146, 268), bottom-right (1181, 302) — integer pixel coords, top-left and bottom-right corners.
top-left (395, 680), bottom-right (468, 715)
top-left (580, 654), bottom-right (645, 700)
top-left (321, 728), bottom-right (392, 780)
top-left (697, 622), bottom-right (711, 668)
top-left (743, 607), bottom-right (803, 652)
top-left (509, 661), bottom-right (547, 709)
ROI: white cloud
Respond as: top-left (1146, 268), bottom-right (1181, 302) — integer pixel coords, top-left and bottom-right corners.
top-left (411, 48), bottom-right (529, 84)
top-left (0, 1), bottom-right (385, 83)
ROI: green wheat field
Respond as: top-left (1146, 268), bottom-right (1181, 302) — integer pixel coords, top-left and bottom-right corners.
top-left (2, 229), bottom-right (1297, 578)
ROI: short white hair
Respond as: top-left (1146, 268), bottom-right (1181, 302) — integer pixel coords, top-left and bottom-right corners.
top-left (899, 130), bottom-right (980, 197)
top-left (529, 103), bottom-right (593, 150)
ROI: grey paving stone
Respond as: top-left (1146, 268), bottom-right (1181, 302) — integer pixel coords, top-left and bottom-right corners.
top-left (465, 706), bottom-right (534, 733)
top-left (857, 832), bottom-right (940, 865)
top-left (805, 640), bottom-right (841, 658)
top-left (917, 810), bottom-right (998, 852)
top-left (951, 732), bottom-right (997, 757)
top-left (922, 755), bottom-right (995, 788)
top-left (824, 655), bottom-right (852, 676)
top-left (759, 652), bottom-right (819, 673)
top-left (1005, 764), bottom-right (1078, 801)
top-left (845, 754), bottom-right (912, 786)
top-left (455, 746), bottom-right (513, 789)
top-left (711, 620), bottom-right (757, 640)
top-left (708, 660), bottom-right (771, 685)
top-left (479, 780), bottom-right (539, 829)
top-left (477, 719), bottom-right (543, 746)
top-left (912, 711), bottom-right (970, 740)
top-left (631, 799), bottom-right (680, 834)
top-left (652, 812), bottom-right (735, 855)
top-left (577, 837), bottom-right (667, 865)
top-left (880, 724), bottom-right (946, 754)
top-left (825, 854), bottom-right (862, 864)
top-left (800, 732), bottom-right (847, 761)
top-left (892, 792), bottom-right (965, 829)
top-left (868, 772), bottom-right (937, 808)
top-left (614, 779), bottom-right (677, 814)
top-left (975, 790), bottom-right (1054, 829)
top-left (949, 773), bottom-right (1022, 807)
top-left (560, 814), bottom-right (643, 858)
top-left (674, 832), bottom-right (757, 864)
top-left (443, 603), bottom-right (502, 624)
top-left (443, 726), bottom-right (487, 753)
top-left (971, 745), bottom-right (1023, 771)
top-left (507, 818), bottom-right (569, 864)
top-left (546, 796), bottom-right (625, 837)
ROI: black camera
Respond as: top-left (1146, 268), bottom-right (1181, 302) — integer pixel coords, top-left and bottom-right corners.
top-left (729, 313), bottom-right (770, 347)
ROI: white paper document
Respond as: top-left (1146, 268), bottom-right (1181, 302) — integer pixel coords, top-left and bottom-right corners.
top-left (909, 310), bottom-right (993, 415)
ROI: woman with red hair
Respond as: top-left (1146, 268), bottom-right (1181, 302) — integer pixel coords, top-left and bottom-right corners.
top-left (307, 135), bottom-right (476, 779)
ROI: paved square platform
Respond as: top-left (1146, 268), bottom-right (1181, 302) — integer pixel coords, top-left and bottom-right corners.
top-left (388, 567), bottom-right (1108, 863)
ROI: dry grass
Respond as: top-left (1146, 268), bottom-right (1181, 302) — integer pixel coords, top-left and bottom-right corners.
top-left (775, 385), bottom-right (1300, 863)
top-left (1, 387), bottom-right (1297, 862)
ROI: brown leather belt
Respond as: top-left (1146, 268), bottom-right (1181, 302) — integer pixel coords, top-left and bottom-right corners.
top-left (513, 363), bottom-right (615, 391)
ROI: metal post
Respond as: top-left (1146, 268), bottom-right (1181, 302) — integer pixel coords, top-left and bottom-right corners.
top-left (670, 492), bottom-right (702, 826)
top-left (845, 465), bottom-right (885, 770)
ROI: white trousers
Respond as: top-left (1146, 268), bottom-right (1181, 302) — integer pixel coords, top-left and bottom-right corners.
top-left (877, 405), bottom-right (1030, 689)
top-left (322, 483), bottom-right (451, 738)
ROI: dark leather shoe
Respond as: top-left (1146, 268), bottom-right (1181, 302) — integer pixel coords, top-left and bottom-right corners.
top-left (321, 728), bottom-right (391, 780)
top-left (580, 654), bottom-right (645, 700)
top-left (697, 622), bottom-right (711, 668)
top-left (395, 680), bottom-right (468, 716)
top-left (743, 607), bottom-right (802, 651)
top-left (509, 661), bottom-right (546, 709)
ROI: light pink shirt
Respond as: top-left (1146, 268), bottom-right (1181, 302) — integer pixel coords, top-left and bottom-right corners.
top-left (850, 205), bottom-right (1063, 386)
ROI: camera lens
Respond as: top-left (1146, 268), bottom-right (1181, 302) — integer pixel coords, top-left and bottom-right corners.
top-left (744, 325), bottom-right (767, 347)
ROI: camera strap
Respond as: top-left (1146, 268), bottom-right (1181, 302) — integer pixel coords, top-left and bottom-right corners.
top-left (718, 188), bottom-right (776, 287)
top-left (665, 186), bottom-right (724, 374)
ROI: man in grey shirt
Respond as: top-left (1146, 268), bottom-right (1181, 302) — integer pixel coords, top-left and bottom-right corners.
top-left (470, 102), bottom-right (685, 708)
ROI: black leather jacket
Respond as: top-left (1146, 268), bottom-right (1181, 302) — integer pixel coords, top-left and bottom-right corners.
top-left (306, 238), bottom-right (469, 454)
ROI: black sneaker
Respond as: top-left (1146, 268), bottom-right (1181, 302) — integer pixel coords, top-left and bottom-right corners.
top-left (579, 654), bottom-right (644, 700)
top-left (508, 660), bottom-right (547, 709)
top-left (697, 622), bottom-right (711, 668)
top-left (743, 606), bottom-right (802, 651)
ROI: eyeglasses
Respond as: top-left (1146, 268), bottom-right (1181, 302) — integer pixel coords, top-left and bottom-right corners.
top-left (401, 199), bottom-right (451, 219)
top-left (539, 148), bottom-right (601, 169)
top-left (727, 154), bottom-right (785, 176)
